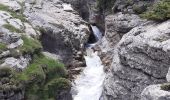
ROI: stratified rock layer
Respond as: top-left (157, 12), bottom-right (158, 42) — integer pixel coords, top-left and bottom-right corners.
top-left (24, 0), bottom-right (89, 64)
top-left (103, 20), bottom-right (170, 100)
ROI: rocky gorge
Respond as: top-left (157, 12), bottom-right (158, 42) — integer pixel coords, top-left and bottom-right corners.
top-left (0, 0), bottom-right (170, 100)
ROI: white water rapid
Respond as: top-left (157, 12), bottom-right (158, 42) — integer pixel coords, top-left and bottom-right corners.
top-left (73, 25), bottom-right (105, 100)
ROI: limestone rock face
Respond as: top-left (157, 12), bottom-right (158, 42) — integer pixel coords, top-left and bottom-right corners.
top-left (105, 12), bottom-right (146, 47)
top-left (102, 20), bottom-right (170, 100)
top-left (24, 0), bottom-right (89, 64)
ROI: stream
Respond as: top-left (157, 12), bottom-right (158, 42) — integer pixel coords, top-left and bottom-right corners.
top-left (72, 25), bottom-right (105, 100)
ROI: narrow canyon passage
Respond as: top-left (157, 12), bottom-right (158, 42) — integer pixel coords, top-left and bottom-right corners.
top-left (73, 49), bottom-right (105, 100)
top-left (72, 25), bottom-right (105, 100)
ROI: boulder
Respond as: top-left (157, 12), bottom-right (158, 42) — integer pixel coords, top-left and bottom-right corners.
top-left (105, 13), bottom-right (146, 47)
top-left (102, 20), bottom-right (170, 100)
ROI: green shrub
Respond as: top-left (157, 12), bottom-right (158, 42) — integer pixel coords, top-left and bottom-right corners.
top-left (19, 35), bottom-right (42, 54)
top-left (46, 78), bottom-right (71, 98)
top-left (141, 0), bottom-right (170, 21)
top-left (3, 24), bottom-right (23, 33)
top-left (0, 67), bottom-right (23, 94)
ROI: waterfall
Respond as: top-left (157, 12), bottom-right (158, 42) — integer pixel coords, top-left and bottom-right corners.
top-left (91, 25), bottom-right (102, 42)
top-left (72, 25), bottom-right (105, 100)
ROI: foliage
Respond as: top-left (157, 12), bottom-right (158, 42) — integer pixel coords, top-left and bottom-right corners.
top-left (3, 24), bottom-right (23, 33)
top-left (0, 67), bottom-right (23, 95)
top-left (141, 0), bottom-right (170, 21)
top-left (19, 35), bottom-right (42, 54)
top-left (0, 4), bottom-right (27, 22)
top-left (17, 54), bottom-right (69, 100)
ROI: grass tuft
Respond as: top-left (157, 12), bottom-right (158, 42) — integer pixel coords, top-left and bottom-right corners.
top-left (19, 35), bottom-right (42, 54)
top-left (0, 4), bottom-right (27, 22)
top-left (3, 24), bottom-right (23, 33)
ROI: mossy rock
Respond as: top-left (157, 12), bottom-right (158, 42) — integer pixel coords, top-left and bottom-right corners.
top-left (0, 67), bottom-right (12, 77)
top-left (0, 43), bottom-right (7, 51)
top-left (3, 24), bottom-right (23, 33)
top-left (161, 83), bottom-right (170, 91)
top-left (17, 54), bottom-right (70, 100)
top-left (19, 35), bottom-right (42, 54)
top-left (141, 0), bottom-right (170, 21)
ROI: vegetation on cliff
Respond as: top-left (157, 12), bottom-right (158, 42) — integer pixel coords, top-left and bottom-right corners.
top-left (0, 53), bottom-right (70, 100)
top-left (17, 54), bottom-right (70, 100)
top-left (141, 0), bottom-right (170, 21)
top-left (0, 4), bottom-right (26, 22)
top-left (19, 36), bottom-right (42, 54)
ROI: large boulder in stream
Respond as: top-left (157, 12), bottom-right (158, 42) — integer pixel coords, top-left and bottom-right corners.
top-left (102, 20), bottom-right (170, 100)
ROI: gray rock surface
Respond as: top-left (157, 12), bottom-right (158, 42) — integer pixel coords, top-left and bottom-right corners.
top-left (0, 0), bottom-right (22, 11)
top-left (24, 0), bottom-right (89, 64)
top-left (141, 84), bottom-right (170, 100)
top-left (105, 12), bottom-right (146, 47)
top-left (166, 68), bottom-right (170, 82)
top-left (102, 20), bottom-right (170, 100)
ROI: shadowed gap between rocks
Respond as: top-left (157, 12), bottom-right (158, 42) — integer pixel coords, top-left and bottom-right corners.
top-left (40, 30), bottom-right (73, 65)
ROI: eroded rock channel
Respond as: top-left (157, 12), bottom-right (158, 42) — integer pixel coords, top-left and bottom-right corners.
top-left (0, 0), bottom-right (170, 100)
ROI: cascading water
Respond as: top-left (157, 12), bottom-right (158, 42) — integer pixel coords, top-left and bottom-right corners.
top-left (72, 25), bottom-right (105, 100)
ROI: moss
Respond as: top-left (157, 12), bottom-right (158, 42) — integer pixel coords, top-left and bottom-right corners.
top-left (17, 54), bottom-right (66, 81)
top-left (0, 43), bottom-right (7, 51)
top-left (45, 78), bottom-right (71, 98)
top-left (3, 24), bottom-right (23, 33)
top-left (0, 4), bottom-right (27, 22)
top-left (141, 0), bottom-right (170, 21)
top-left (0, 4), bottom-right (10, 11)
top-left (161, 83), bottom-right (170, 91)
top-left (19, 35), bottom-right (42, 54)
top-left (16, 54), bottom-right (69, 100)
top-left (0, 67), bottom-right (24, 94)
